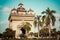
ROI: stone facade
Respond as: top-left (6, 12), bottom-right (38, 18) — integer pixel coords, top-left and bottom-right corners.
top-left (8, 3), bottom-right (35, 38)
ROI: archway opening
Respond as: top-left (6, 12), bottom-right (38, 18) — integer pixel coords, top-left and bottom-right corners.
top-left (20, 27), bottom-right (26, 34)
top-left (20, 27), bottom-right (26, 37)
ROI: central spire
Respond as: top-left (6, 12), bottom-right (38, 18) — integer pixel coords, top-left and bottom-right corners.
top-left (18, 3), bottom-right (23, 7)
top-left (17, 3), bottom-right (26, 12)
top-left (18, 0), bottom-right (23, 7)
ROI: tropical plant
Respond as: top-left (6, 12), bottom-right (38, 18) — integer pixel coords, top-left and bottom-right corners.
top-left (57, 31), bottom-right (60, 35)
top-left (3, 28), bottom-right (15, 39)
top-left (33, 33), bottom-right (38, 37)
top-left (39, 27), bottom-right (49, 37)
top-left (41, 8), bottom-right (56, 36)
top-left (51, 28), bottom-right (57, 37)
top-left (33, 15), bottom-right (42, 37)
top-left (42, 8), bottom-right (56, 26)
top-left (30, 32), bottom-right (34, 37)
top-left (39, 28), bottom-right (45, 37)
top-left (23, 22), bottom-right (32, 36)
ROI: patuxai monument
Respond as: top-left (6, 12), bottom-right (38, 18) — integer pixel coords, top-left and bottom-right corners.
top-left (8, 3), bottom-right (35, 38)
top-left (0, 0), bottom-right (60, 40)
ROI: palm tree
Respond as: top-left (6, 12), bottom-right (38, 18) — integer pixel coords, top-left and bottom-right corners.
top-left (23, 22), bottom-right (32, 37)
top-left (33, 15), bottom-right (41, 37)
top-left (33, 17), bottom-right (37, 27)
top-left (41, 15), bottom-right (46, 27)
top-left (41, 8), bottom-right (56, 36)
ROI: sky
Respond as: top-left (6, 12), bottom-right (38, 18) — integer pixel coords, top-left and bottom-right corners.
top-left (0, 0), bottom-right (60, 33)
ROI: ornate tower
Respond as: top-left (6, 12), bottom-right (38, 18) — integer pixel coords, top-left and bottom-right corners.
top-left (8, 3), bottom-right (35, 38)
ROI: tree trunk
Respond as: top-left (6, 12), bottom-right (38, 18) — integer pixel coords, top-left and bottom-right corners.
top-left (26, 30), bottom-right (29, 37)
top-left (38, 26), bottom-right (40, 38)
top-left (48, 24), bottom-right (51, 37)
top-left (26, 30), bottom-right (27, 36)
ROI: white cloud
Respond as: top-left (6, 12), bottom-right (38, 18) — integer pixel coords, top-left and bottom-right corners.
top-left (53, 14), bottom-right (60, 21)
top-left (0, 20), bottom-right (9, 33)
top-left (2, 7), bottom-right (11, 13)
top-left (0, 6), bottom-right (11, 13)
top-left (54, 14), bottom-right (60, 18)
top-left (0, 20), bottom-right (9, 25)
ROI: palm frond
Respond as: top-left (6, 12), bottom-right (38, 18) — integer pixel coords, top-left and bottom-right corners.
top-left (41, 11), bottom-right (47, 14)
top-left (37, 15), bottom-right (41, 20)
top-left (42, 15), bottom-right (46, 21)
top-left (33, 20), bottom-right (37, 27)
top-left (46, 8), bottom-right (50, 13)
top-left (23, 22), bottom-right (31, 31)
top-left (26, 22), bottom-right (32, 27)
top-left (51, 15), bottom-right (56, 26)
top-left (51, 10), bottom-right (56, 13)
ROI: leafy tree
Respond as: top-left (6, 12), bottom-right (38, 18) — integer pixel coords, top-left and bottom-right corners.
top-left (41, 8), bottom-right (56, 36)
top-left (23, 22), bottom-right (32, 37)
top-left (39, 28), bottom-right (48, 37)
top-left (33, 15), bottom-right (42, 37)
top-left (57, 31), bottom-right (60, 35)
top-left (3, 28), bottom-right (15, 39)
top-left (42, 8), bottom-right (56, 26)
